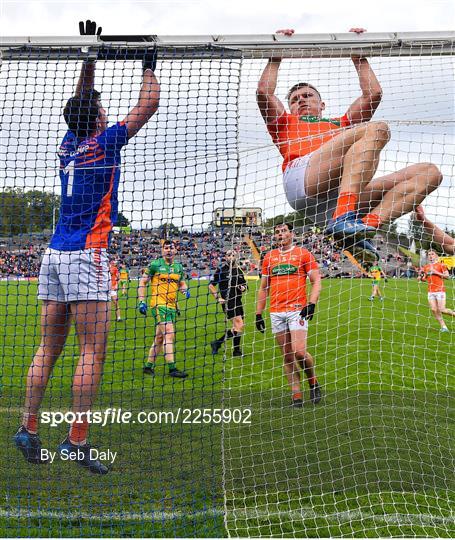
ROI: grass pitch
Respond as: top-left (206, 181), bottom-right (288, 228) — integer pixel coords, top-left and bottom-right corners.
top-left (0, 278), bottom-right (453, 537)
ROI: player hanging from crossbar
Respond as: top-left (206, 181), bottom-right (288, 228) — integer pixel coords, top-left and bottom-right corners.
top-left (14, 20), bottom-right (160, 474)
top-left (257, 28), bottom-right (443, 256)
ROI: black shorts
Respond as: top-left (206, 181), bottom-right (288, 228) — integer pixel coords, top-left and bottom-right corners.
top-left (222, 299), bottom-right (244, 320)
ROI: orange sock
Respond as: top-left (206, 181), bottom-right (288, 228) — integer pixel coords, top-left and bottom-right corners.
top-left (332, 192), bottom-right (358, 219)
top-left (292, 392), bottom-right (303, 401)
top-left (361, 213), bottom-right (381, 229)
top-left (69, 416), bottom-right (89, 445)
top-left (308, 376), bottom-right (317, 387)
top-left (23, 413), bottom-right (38, 434)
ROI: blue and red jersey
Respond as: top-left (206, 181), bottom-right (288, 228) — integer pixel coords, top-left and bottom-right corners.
top-left (50, 121), bottom-right (129, 251)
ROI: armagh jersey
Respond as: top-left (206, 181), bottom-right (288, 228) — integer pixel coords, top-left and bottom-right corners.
top-left (146, 258), bottom-right (185, 309)
top-left (421, 262), bottom-right (447, 293)
top-left (51, 121), bottom-right (129, 251)
top-left (261, 246), bottom-right (319, 313)
top-left (267, 113), bottom-right (351, 171)
top-left (110, 263), bottom-right (120, 290)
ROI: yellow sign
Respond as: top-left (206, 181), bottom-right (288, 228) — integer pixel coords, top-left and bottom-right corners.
top-left (440, 256), bottom-right (455, 269)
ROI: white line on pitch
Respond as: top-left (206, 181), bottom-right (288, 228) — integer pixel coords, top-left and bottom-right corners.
top-left (1, 508), bottom-right (453, 527)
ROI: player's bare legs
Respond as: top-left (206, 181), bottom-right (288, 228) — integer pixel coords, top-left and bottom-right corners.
top-left (358, 164), bottom-right (442, 223)
top-left (275, 331), bottom-right (302, 403)
top-left (415, 205), bottom-right (455, 255)
top-left (438, 296), bottom-right (455, 318)
top-left (112, 296), bottom-right (121, 321)
top-left (22, 301), bottom-right (72, 430)
top-left (305, 121), bottom-right (390, 199)
top-left (291, 331), bottom-right (322, 404)
top-left (147, 325), bottom-right (164, 366)
top-left (428, 298), bottom-right (447, 329)
top-left (69, 301), bottom-right (110, 445)
top-left (162, 322), bottom-right (176, 365)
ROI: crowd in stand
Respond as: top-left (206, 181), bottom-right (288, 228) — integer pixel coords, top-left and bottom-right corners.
top-left (0, 228), bottom-right (421, 279)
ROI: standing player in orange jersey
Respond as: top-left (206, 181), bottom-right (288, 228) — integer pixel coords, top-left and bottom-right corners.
top-left (257, 28), bottom-right (443, 253)
top-left (418, 249), bottom-right (455, 332)
top-left (109, 260), bottom-right (122, 321)
top-left (255, 222), bottom-right (322, 407)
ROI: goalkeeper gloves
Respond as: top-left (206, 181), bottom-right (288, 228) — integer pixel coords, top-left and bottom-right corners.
top-left (79, 20), bottom-right (102, 36)
top-left (300, 303), bottom-right (315, 321)
top-left (142, 48), bottom-right (158, 73)
top-left (138, 301), bottom-right (147, 315)
top-left (255, 314), bottom-right (265, 333)
top-left (183, 290), bottom-right (191, 299)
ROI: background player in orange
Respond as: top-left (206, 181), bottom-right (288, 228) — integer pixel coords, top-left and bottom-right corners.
top-left (418, 249), bottom-right (455, 332)
top-left (255, 222), bottom-right (322, 406)
top-left (109, 260), bottom-right (122, 321)
top-left (257, 28), bottom-right (443, 249)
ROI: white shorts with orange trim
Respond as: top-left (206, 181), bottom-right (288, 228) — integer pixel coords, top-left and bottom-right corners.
top-left (428, 291), bottom-right (446, 302)
top-left (270, 311), bottom-right (308, 334)
top-left (38, 248), bottom-right (110, 302)
top-left (283, 155), bottom-right (338, 228)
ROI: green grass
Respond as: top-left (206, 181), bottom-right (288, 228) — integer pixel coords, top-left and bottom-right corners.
top-left (0, 278), bottom-right (453, 537)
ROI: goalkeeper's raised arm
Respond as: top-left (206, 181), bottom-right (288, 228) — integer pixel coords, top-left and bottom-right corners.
top-left (123, 52), bottom-right (160, 139)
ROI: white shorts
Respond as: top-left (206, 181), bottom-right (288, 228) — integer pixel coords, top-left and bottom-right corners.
top-left (110, 289), bottom-right (118, 300)
top-left (428, 292), bottom-right (446, 302)
top-left (38, 248), bottom-right (110, 302)
top-left (270, 311), bottom-right (309, 334)
top-left (283, 155), bottom-right (338, 228)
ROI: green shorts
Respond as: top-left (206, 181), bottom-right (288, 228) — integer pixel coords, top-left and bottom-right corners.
top-left (151, 305), bottom-right (177, 324)
top-left (371, 280), bottom-right (380, 286)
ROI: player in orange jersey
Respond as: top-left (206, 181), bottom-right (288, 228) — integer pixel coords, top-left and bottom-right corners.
top-left (256, 222), bottom-right (322, 406)
top-left (418, 249), bottom-right (455, 332)
top-left (109, 260), bottom-right (122, 321)
top-left (257, 28), bottom-right (443, 249)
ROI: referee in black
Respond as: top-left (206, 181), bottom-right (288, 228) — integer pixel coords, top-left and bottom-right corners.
top-left (209, 250), bottom-right (247, 357)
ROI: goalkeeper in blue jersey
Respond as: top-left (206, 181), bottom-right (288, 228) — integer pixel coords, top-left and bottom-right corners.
top-left (14, 20), bottom-right (160, 474)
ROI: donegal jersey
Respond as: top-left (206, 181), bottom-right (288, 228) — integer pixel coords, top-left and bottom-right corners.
top-left (261, 246), bottom-right (319, 313)
top-left (370, 265), bottom-right (382, 282)
top-left (51, 122), bottom-right (129, 251)
top-left (110, 264), bottom-right (120, 290)
top-left (119, 267), bottom-right (129, 281)
top-left (421, 262), bottom-right (447, 293)
top-left (267, 113), bottom-right (351, 171)
top-left (146, 258), bottom-right (185, 309)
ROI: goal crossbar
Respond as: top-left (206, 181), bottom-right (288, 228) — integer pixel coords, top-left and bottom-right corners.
top-left (1, 31), bottom-right (454, 61)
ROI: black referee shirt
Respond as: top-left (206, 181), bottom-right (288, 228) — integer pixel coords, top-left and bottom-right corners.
top-left (210, 264), bottom-right (247, 300)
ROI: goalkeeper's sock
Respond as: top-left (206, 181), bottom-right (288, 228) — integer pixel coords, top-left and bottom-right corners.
top-left (167, 362), bottom-right (177, 373)
top-left (22, 413), bottom-right (38, 435)
top-left (308, 376), bottom-right (318, 387)
top-left (332, 192), bottom-right (358, 219)
top-left (361, 213), bottom-right (381, 229)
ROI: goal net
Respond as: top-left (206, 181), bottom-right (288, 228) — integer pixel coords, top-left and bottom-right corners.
top-left (0, 32), bottom-right (453, 538)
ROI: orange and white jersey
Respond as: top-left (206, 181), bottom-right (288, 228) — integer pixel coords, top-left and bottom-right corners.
top-left (421, 262), bottom-right (447, 293)
top-left (261, 246), bottom-right (319, 313)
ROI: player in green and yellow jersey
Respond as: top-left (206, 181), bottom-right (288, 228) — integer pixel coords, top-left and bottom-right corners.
top-left (137, 240), bottom-right (190, 378)
top-left (119, 264), bottom-right (130, 295)
top-left (368, 263), bottom-right (386, 301)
